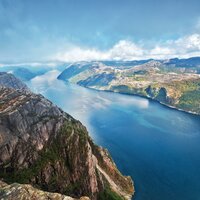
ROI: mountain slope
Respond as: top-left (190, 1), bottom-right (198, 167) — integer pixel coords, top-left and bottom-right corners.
top-left (0, 181), bottom-right (89, 200)
top-left (0, 73), bottom-right (134, 200)
top-left (0, 72), bottom-right (29, 91)
top-left (58, 59), bottom-right (200, 115)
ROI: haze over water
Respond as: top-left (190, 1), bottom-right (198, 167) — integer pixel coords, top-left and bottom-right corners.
top-left (28, 70), bottom-right (200, 200)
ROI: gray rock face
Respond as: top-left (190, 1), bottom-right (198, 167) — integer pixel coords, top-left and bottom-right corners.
top-left (0, 72), bottom-right (29, 91)
top-left (0, 181), bottom-right (90, 200)
top-left (0, 73), bottom-right (134, 200)
top-left (0, 87), bottom-right (66, 167)
top-left (78, 72), bottom-right (116, 87)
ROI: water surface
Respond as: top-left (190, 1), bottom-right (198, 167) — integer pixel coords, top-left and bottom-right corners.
top-left (27, 70), bottom-right (200, 200)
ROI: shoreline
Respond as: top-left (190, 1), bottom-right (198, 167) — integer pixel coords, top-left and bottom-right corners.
top-left (75, 83), bottom-right (200, 116)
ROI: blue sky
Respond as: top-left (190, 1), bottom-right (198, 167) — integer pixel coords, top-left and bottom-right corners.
top-left (0, 0), bottom-right (200, 62)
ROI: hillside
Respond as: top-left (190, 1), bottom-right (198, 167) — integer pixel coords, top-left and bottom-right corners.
top-left (58, 58), bottom-right (200, 115)
top-left (0, 73), bottom-right (134, 200)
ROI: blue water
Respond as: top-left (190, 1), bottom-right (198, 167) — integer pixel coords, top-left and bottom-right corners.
top-left (27, 70), bottom-right (200, 200)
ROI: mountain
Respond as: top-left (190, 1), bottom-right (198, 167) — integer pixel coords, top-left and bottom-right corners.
top-left (57, 58), bottom-right (200, 115)
top-left (0, 72), bottom-right (29, 91)
top-left (8, 68), bottom-right (36, 81)
top-left (57, 62), bottom-right (101, 81)
top-left (0, 181), bottom-right (89, 200)
top-left (101, 60), bottom-right (153, 68)
top-left (0, 63), bottom-right (67, 81)
top-left (0, 73), bottom-right (134, 200)
top-left (165, 57), bottom-right (200, 67)
top-left (0, 66), bottom-right (43, 81)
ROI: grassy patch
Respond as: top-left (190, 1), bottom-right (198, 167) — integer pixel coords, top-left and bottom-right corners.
top-left (178, 90), bottom-right (200, 113)
top-left (98, 186), bottom-right (124, 200)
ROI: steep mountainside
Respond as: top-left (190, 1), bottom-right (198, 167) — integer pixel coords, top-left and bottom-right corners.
top-left (0, 73), bottom-right (134, 200)
top-left (0, 72), bottom-right (29, 91)
top-left (6, 68), bottom-right (36, 81)
top-left (58, 58), bottom-right (200, 115)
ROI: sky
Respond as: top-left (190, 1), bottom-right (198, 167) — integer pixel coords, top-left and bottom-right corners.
top-left (0, 0), bottom-right (200, 62)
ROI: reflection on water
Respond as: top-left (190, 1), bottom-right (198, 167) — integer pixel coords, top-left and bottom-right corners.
top-left (28, 70), bottom-right (200, 200)
top-left (28, 70), bottom-right (149, 131)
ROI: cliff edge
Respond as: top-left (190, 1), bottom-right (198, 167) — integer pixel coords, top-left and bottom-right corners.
top-left (0, 73), bottom-right (134, 200)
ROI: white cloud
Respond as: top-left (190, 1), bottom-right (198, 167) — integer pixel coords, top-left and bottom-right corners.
top-left (55, 47), bottom-right (108, 62)
top-left (174, 34), bottom-right (200, 52)
top-left (31, 69), bottom-right (60, 84)
top-left (0, 62), bottom-right (62, 68)
top-left (150, 46), bottom-right (174, 58)
top-left (108, 40), bottom-right (144, 60)
top-left (150, 34), bottom-right (200, 59)
top-left (29, 70), bottom-right (62, 93)
top-left (54, 40), bottom-right (144, 62)
top-left (53, 33), bottom-right (200, 61)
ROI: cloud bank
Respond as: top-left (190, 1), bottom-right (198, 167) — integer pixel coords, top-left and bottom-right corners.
top-left (53, 33), bottom-right (200, 62)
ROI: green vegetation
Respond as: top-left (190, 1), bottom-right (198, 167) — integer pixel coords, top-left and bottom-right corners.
top-left (165, 79), bottom-right (200, 93)
top-left (178, 90), bottom-right (200, 113)
top-left (111, 85), bottom-right (146, 96)
top-left (64, 182), bottom-right (81, 195)
top-left (0, 121), bottom-right (75, 184)
top-left (0, 119), bottom-right (95, 197)
top-left (59, 59), bottom-right (200, 114)
top-left (98, 186), bottom-right (124, 200)
top-left (110, 79), bottom-right (200, 114)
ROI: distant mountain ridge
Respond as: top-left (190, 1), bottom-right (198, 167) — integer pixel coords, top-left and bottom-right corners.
top-left (164, 57), bottom-right (200, 67)
top-left (0, 63), bottom-right (67, 81)
top-left (58, 57), bottom-right (200, 115)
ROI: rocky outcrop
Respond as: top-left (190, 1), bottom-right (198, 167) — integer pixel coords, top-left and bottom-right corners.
top-left (57, 62), bottom-right (92, 80)
top-left (0, 181), bottom-right (90, 200)
top-left (145, 86), bottom-right (170, 103)
top-left (0, 73), bottom-right (134, 200)
top-left (78, 73), bottom-right (116, 87)
top-left (0, 72), bottom-right (29, 91)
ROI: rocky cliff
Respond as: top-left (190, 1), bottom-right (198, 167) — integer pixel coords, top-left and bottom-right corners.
top-left (0, 73), bottom-right (134, 200)
top-left (0, 181), bottom-right (90, 200)
top-left (0, 72), bottom-right (29, 91)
